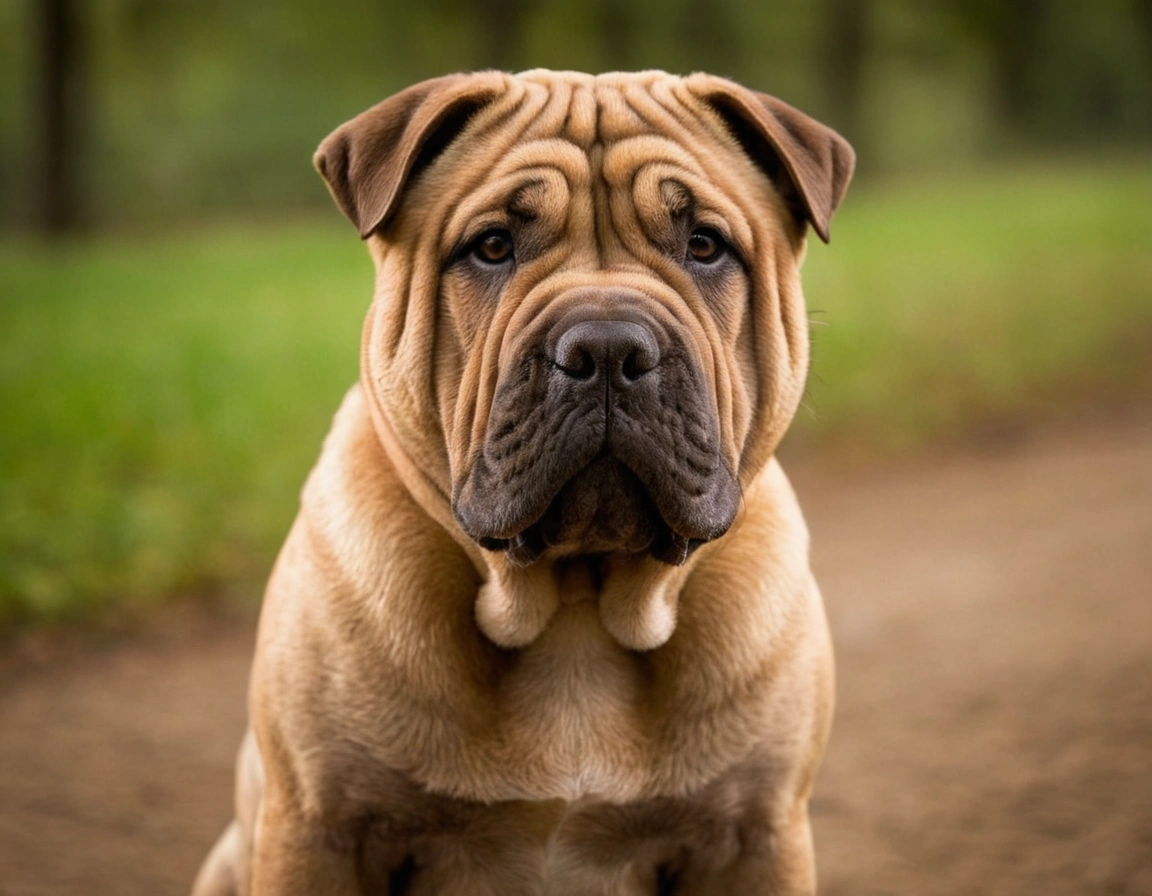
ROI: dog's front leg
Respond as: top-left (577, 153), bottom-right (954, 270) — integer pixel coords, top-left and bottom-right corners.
top-left (726, 805), bottom-right (817, 896)
top-left (248, 786), bottom-right (363, 896)
top-left (678, 802), bottom-right (816, 896)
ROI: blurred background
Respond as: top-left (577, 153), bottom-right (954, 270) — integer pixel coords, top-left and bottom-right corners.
top-left (0, 2), bottom-right (1150, 893)
top-left (1, 0), bottom-right (1150, 625)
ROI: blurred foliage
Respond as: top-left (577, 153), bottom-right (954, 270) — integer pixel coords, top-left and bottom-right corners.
top-left (2, 0), bottom-right (1151, 229)
top-left (795, 161), bottom-right (1152, 452)
top-left (0, 223), bottom-right (370, 622)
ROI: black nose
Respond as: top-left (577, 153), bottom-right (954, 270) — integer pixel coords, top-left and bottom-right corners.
top-left (553, 320), bottom-right (660, 385)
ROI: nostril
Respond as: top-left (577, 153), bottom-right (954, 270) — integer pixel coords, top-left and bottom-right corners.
top-left (621, 350), bottom-right (642, 381)
top-left (554, 323), bottom-right (602, 380)
top-left (557, 346), bottom-right (596, 380)
top-left (621, 342), bottom-right (658, 381)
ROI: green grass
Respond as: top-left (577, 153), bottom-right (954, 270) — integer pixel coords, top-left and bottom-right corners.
top-left (0, 223), bottom-right (371, 624)
top-left (2, 164), bottom-right (1151, 626)
top-left (797, 161), bottom-right (1152, 452)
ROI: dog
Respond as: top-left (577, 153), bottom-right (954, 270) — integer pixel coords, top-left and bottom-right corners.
top-left (192, 69), bottom-right (853, 895)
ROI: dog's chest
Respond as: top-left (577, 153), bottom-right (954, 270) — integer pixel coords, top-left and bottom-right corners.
top-left (334, 610), bottom-right (766, 892)
top-left (310, 599), bottom-right (753, 813)
top-left (490, 623), bottom-right (648, 800)
top-left (401, 602), bottom-right (668, 804)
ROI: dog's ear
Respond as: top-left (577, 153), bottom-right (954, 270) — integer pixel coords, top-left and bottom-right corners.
top-left (314, 73), bottom-right (506, 238)
top-left (687, 75), bottom-right (855, 243)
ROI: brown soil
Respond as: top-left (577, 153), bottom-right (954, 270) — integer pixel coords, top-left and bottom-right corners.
top-left (1, 416), bottom-right (1150, 895)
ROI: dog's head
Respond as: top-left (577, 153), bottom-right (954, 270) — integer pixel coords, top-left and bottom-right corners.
top-left (316, 71), bottom-right (852, 649)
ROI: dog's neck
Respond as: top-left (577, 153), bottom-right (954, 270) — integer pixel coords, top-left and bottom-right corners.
top-left (476, 548), bottom-right (700, 651)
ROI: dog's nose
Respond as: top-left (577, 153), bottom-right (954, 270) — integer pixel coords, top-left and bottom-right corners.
top-left (553, 320), bottom-right (660, 386)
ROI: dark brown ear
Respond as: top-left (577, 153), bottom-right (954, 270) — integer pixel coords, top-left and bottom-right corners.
top-left (314, 72), bottom-right (507, 238)
top-left (686, 74), bottom-right (855, 243)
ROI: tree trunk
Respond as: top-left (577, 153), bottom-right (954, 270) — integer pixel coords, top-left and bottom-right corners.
top-left (37, 0), bottom-right (85, 236)
top-left (820, 0), bottom-right (868, 143)
top-left (979, 0), bottom-right (1052, 129)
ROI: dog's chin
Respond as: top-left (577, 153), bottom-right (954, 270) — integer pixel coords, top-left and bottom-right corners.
top-left (474, 456), bottom-right (706, 568)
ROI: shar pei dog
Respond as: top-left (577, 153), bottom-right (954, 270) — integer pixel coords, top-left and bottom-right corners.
top-left (193, 69), bottom-right (853, 895)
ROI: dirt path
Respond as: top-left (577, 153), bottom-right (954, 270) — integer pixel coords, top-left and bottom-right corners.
top-left (2, 416), bottom-right (1150, 895)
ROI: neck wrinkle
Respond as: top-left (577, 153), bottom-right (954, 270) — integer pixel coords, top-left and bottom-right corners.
top-left (359, 377), bottom-right (489, 575)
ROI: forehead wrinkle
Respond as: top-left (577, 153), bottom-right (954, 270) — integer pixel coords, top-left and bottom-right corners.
top-left (593, 83), bottom-right (652, 144)
top-left (654, 79), bottom-right (735, 150)
top-left (443, 166), bottom-right (571, 241)
top-left (407, 81), bottom-right (548, 231)
top-left (605, 80), bottom-right (768, 199)
top-left (493, 138), bottom-right (592, 180)
top-left (620, 82), bottom-right (702, 148)
top-left (628, 83), bottom-right (749, 188)
top-left (523, 78), bottom-right (576, 143)
top-left (636, 164), bottom-right (757, 252)
top-left (620, 85), bottom-right (782, 254)
top-left (599, 138), bottom-right (731, 261)
top-left (601, 135), bottom-right (705, 187)
top-left (662, 81), bottom-right (790, 245)
top-left (591, 82), bottom-right (761, 242)
top-left (564, 84), bottom-right (598, 150)
top-left (441, 139), bottom-right (590, 235)
top-left (442, 76), bottom-right (531, 159)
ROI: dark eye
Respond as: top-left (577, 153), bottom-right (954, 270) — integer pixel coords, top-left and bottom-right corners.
top-left (687, 227), bottom-right (726, 264)
top-left (472, 229), bottom-right (514, 265)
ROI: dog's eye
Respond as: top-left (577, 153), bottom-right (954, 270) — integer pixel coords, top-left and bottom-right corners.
top-left (687, 228), bottom-right (726, 264)
top-left (472, 229), bottom-right (514, 265)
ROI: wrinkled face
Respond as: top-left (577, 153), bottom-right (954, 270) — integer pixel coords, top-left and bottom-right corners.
top-left (358, 73), bottom-right (820, 568)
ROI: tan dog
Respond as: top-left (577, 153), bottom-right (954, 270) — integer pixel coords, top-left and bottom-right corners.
top-left (193, 70), bottom-right (852, 895)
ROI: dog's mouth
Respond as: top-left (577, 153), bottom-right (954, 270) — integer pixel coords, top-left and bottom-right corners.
top-left (468, 454), bottom-right (711, 567)
top-left (452, 314), bottom-right (742, 566)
